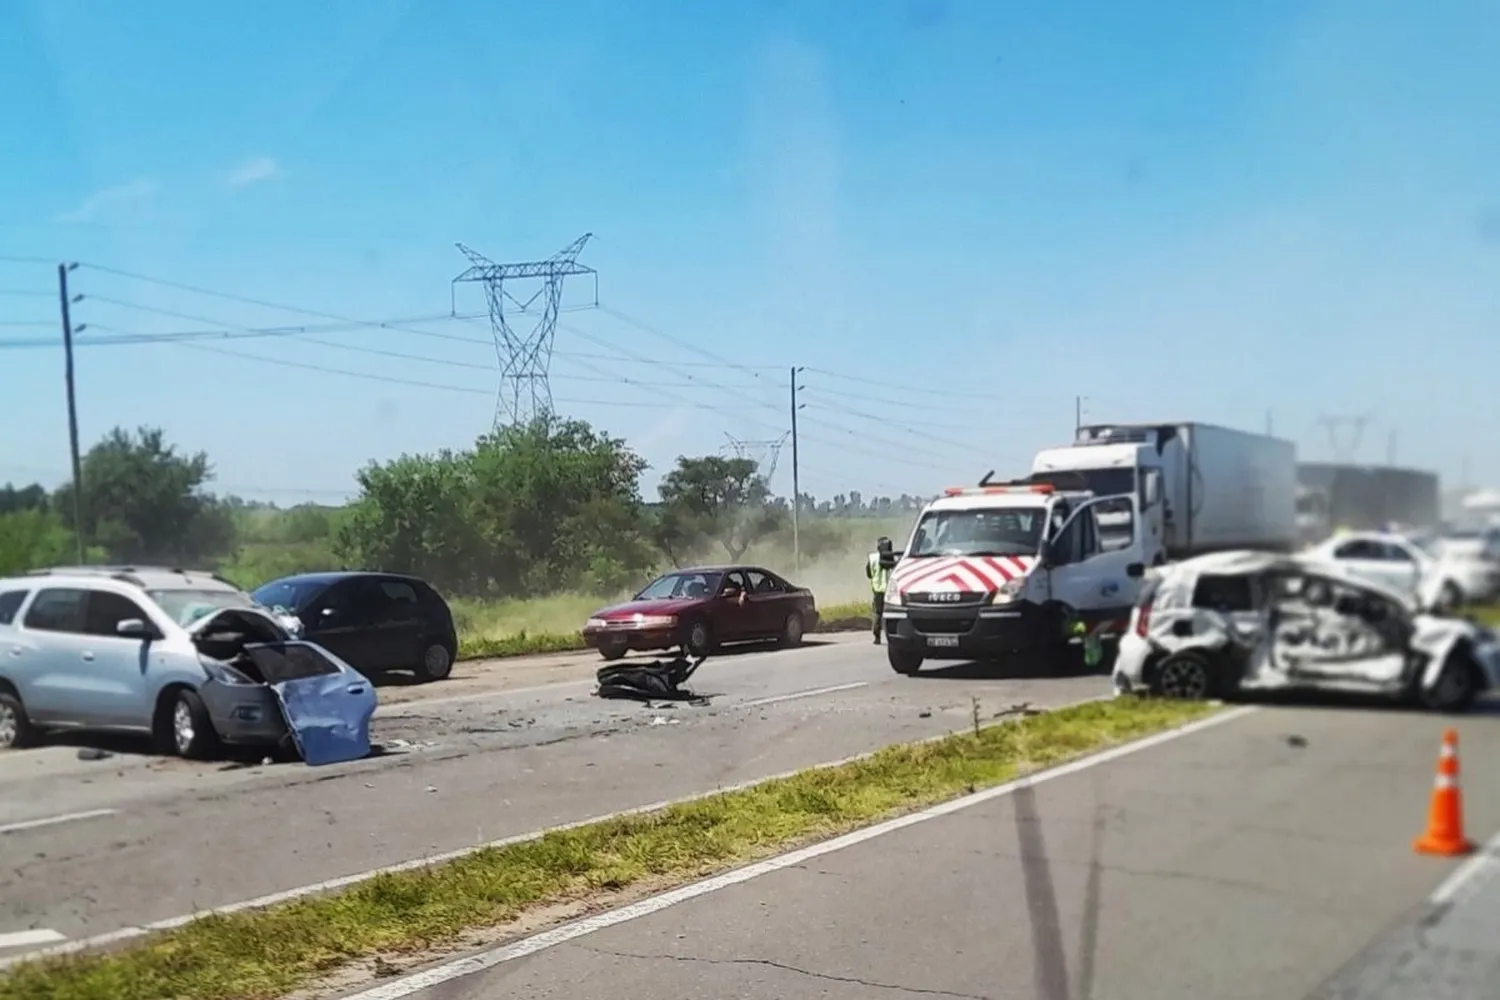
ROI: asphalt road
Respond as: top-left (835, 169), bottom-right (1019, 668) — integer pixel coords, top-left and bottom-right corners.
top-left (371, 702), bottom-right (1500, 1000)
top-left (0, 633), bottom-right (1111, 960)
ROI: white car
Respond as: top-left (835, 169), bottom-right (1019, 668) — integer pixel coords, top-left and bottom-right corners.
top-left (1302, 531), bottom-right (1483, 610)
top-left (1112, 551), bottom-right (1500, 713)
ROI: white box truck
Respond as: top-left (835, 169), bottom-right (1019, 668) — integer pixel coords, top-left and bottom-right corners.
top-left (1030, 421), bottom-right (1298, 563)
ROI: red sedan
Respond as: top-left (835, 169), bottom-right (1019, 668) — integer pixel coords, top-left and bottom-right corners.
top-left (582, 565), bottom-right (820, 660)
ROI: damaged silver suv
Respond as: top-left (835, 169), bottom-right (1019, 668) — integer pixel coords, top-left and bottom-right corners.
top-left (0, 566), bottom-right (378, 764)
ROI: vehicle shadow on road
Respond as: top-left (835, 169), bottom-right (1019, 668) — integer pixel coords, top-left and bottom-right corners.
top-left (915, 651), bottom-right (1112, 682)
top-left (1228, 688), bottom-right (1500, 718)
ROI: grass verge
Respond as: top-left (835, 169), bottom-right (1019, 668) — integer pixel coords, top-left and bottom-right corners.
top-left (0, 697), bottom-right (1216, 1000)
top-left (456, 598), bottom-right (873, 660)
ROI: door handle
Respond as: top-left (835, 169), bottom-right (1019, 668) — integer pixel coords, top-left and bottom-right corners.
top-left (347, 684), bottom-right (367, 695)
top-left (7, 647), bottom-right (21, 657)
top-left (82, 651), bottom-right (95, 661)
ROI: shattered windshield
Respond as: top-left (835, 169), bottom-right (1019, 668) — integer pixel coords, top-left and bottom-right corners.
top-left (149, 588), bottom-right (257, 627)
top-left (907, 508), bottom-right (1044, 558)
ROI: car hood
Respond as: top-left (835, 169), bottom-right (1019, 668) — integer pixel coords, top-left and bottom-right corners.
top-left (593, 597), bottom-right (704, 619)
top-left (185, 605), bottom-right (296, 639)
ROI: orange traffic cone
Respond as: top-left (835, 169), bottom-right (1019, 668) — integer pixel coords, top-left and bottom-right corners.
top-left (1414, 728), bottom-right (1476, 856)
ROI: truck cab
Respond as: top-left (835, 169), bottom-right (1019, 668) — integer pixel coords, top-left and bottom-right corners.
top-left (882, 480), bottom-right (1147, 675)
top-left (1031, 427), bottom-right (1176, 563)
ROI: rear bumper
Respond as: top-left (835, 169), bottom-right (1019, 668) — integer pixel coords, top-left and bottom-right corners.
top-left (883, 601), bottom-right (1050, 659)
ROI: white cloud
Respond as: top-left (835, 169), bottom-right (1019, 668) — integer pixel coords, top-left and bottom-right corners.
top-left (57, 179), bottom-right (158, 223)
top-left (226, 156), bottom-right (281, 188)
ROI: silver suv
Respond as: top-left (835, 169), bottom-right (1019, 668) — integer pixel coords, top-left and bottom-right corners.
top-left (0, 566), bottom-right (377, 762)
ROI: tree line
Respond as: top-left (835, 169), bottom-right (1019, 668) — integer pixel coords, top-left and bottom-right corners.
top-left (0, 420), bottom-right (929, 597)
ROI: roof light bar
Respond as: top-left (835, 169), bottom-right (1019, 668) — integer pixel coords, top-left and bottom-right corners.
top-left (943, 483), bottom-right (1055, 497)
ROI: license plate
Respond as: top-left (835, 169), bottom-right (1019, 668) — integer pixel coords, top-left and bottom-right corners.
top-left (926, 635), bottom-right (960, 648)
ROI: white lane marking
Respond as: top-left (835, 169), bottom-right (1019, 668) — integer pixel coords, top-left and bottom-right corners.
top-left (0, 694), bottom-right (1226, 970)
top-left (0, 809), bottom-right (117, 836)
top-left (344, 705), bottom-right (1260, 1000)
top-left (0, 929), bottom-right (66, 949)
top-left (1428, 825), bottom-right (1500, 906)
top-left (739, 681), bottom-right (868, 708)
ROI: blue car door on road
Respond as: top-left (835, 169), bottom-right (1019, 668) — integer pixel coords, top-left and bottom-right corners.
top-left (243, 641), bottom-right (377, 765)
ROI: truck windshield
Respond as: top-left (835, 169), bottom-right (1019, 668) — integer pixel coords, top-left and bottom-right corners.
top-left (1072, 468), bottom-right (1135, 499)
top-left (907, 508), bottom-right (1044, 558)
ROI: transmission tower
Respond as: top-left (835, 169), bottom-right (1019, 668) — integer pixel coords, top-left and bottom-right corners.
top-left (1318, 413), bottom-right (1372, 463)
top-left (722, 431), bottom-right (790, 485)
top-left (451, 235), bottom-right (597, 428)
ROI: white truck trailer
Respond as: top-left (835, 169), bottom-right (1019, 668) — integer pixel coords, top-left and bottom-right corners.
top-left (1030, 421), bottom-right (1298, 562)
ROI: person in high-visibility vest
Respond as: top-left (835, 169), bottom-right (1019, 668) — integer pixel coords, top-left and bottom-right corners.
top-left (866, 537), bottom-right (894, 645)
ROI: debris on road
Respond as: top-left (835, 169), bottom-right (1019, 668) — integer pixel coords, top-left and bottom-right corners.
top-left (595, 654), bottom-right (708, 702)
top-left (76, 748), bottom-right (113, 761)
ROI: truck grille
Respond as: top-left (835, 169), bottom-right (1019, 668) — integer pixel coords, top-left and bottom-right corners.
top-left (906, 591), bottom-right (988, 608)
top-left (911, 616), bottom-right (976, 635)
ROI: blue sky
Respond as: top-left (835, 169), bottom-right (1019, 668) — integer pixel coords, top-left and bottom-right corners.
top-left (1, 0), bottom-right (1497, 506)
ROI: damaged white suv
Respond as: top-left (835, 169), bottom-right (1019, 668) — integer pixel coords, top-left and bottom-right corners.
top-left (1113, 551), bottom-right (1500, 713)
top-left (0, 566), bottom-right (377, 763)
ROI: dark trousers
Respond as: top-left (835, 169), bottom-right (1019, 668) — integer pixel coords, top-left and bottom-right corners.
top-left (871, 592), bottom-right (885, 640)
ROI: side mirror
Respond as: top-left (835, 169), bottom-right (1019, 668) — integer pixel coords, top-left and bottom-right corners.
top-left (1126, 563), bottom-right (1145, 578)
top-left (1039, 540), bottom-right (1055, 567)
top-left (115, 618), bottom-right (154, 639)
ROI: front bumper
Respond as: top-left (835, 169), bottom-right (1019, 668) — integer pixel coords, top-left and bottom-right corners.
top-left (883, 600), bottom-right (1049, 659)
top-left (582, 625), bottom-right (682, 654)
top-left (199, 682), bottom-right (289, 746)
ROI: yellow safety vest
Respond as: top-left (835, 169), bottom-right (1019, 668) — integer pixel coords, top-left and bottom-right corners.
top-left (867, 552), bottom-right (891, 593)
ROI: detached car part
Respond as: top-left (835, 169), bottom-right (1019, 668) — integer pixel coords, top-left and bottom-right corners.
top-left (596, 654), bottom-right (708, 700)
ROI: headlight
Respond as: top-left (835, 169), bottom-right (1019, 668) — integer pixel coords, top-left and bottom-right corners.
top-left (885, 586), bottom-right (902, 606)
top-left (632, 613), bottom-right (678, 629)
top-left (586, 617), bottom-right (607, 630)
top-left (989, 579), bottom-right (1025, 604)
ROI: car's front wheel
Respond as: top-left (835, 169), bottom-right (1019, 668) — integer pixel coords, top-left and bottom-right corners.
top-left (418, 641), bottom-right (455, 682)
top-left (160, 688), bottom-right (222, 760)
top-left (1419, 648), bottom-right (1481, 713)
top-left (685, 620), bottom-right (715, 658)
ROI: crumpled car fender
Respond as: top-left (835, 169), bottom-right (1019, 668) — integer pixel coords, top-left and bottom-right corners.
top-left (1411, 617), bottom-right (1493, 691)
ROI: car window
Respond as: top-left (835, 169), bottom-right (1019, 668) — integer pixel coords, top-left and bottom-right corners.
top-left (320, 579), bottom-right (386, 622)
top-left (1380, 543), bottom-right (1416, 563)
top-left (1191, 574), bottom-right (1257, 613)
top-left (722, 570), bottom-right (750, 594)
top-left (745, 571), bottom-right (778, 594)
top-left (23, 587), bottom-right (89, 633)
top-left (1333, 540), bottom-right (1380, 560)
top-left (380, 580), bottom-right (420, 605)
top-left (0, 590), bottom-right (28, 626)
top-left (83, 590), bottom-right (153, 637)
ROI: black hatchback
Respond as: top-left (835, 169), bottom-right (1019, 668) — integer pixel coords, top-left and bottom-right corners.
top-left (251, 571), bottom-right (459, 682)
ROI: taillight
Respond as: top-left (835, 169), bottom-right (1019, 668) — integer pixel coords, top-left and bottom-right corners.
top-left (1134, 603), bottom-right (1152, 637)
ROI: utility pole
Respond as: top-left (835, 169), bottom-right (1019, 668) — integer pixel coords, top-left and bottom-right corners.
top-left (1074, 395), bottom-right (1086, 435)
top-left (57, 262), bottom-right (84, 562)
top-left (790, 366), bottom-right (805, 576)
top-left (1317, 413), bottom-right (1371, 463)
top-left (1265, 410), bottom-right (1274, 436)
top-left (1386, 429), bottom-right (1398, 466)
top-left (450, 235), bottom-right (597, 428)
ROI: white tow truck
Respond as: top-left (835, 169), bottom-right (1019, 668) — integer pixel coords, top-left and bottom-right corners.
top-left (882, 477), bottom-right (1149, 675)
top-left (883, 421), bottom-right (1299, 676)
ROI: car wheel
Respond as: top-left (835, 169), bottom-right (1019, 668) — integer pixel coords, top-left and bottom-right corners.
top-left (1419, 649), bottom-right (1481, 713)
top-left (598, 641), bottom-right (628, 662)
top-left (0, 690), bottom-right (38, 750)
top-left (1152, 652), bottom-right (1214, 700)
top-left (165, 688), bottom-right (222, 760)
top-left (1437, 581), bottom-right (1464, 614)
top-left (685, 620), bottom-right (714, 658)
top-left (419, 641), bottom-right (454, 682)
top-left (778, 612), bottom-right (805, 648)
top-left (888, 646), bottom-right (923, 675)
